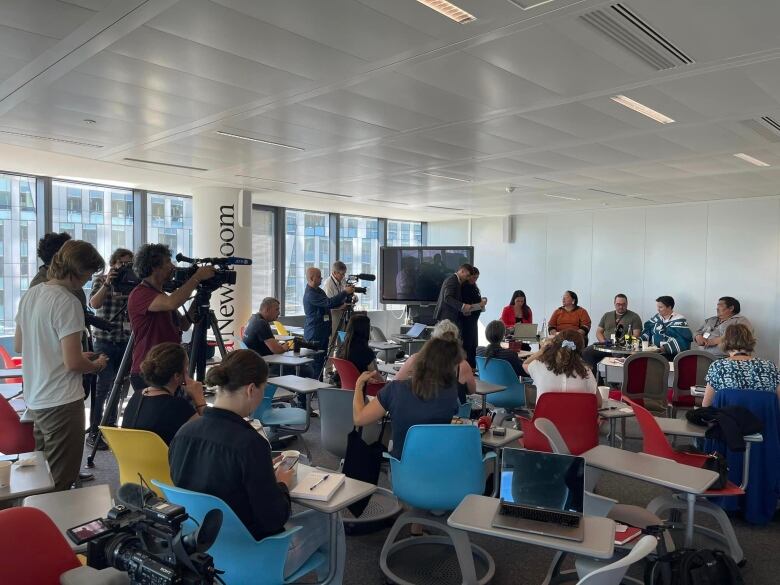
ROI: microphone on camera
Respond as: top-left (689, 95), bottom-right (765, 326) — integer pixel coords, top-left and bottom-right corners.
top-left (355, 273), bottom-right (376, 281)
top-left (116, 482), bottom-right (157, 509)
top-left (175, 253), bottom-right (252, 266)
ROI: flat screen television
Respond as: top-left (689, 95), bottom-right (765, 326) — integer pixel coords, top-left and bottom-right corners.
top-left (380, 246), bottom-right (474, 305)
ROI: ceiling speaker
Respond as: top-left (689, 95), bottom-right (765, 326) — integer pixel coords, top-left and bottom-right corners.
top-left (238, 189), bottom-right (251, 228)
top-left (502, 215), bottom-right (515, 244)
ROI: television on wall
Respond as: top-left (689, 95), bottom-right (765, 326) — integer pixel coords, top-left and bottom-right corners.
top-left (380, 246), bottom-right (474, 305)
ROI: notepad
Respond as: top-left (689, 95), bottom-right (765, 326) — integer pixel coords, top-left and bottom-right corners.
top-left (614, 524), bottom-right (642, 545)
top-left (290, 472), bottom-right (346, 501)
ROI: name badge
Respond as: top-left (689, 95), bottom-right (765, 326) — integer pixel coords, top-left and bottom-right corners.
top-left (324, 314), bottom-right (330, 322)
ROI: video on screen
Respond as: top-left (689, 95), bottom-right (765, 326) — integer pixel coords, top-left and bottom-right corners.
top-left (380, 246), bottom-right (473, 304)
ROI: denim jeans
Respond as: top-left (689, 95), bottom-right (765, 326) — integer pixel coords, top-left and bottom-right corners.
top-left (90, 339), bottom-right (130, 433)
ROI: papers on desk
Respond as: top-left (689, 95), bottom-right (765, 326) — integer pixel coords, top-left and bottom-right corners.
top-left (291, 472), bottom-right (345, 501)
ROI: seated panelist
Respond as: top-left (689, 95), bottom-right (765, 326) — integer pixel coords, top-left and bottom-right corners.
top-left (694, 296), bottom-right (752, 358)
top-left (641, 296), bottom-right (692, 357)
top-left (548, 290), bottom-right (591, 339)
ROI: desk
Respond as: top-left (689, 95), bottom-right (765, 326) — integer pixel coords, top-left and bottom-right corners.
top-left (294, 464), bottom-right (376, 585)
top-left (598, 399), bottom-right (635, 447)
top-left (23, 484), bottom-right (113, 551)
top-left (475, 380), bottom-right (507, 415)
top-left (448, 495), bottom-right (615, 585)
top-left (655, 417), bottom-right (763, 443)
top-left (594, 345), bottom-right (662, 356)
top-left (281, 325), bottom-right (304, 336)
top-left (263, 354), bottom-right (314, 376)
top-left (583, 445), bottom-right (717, 546)
top-left (0, 451), bottom-right (54, 503)
top-left (281, 348), bottom-right (321, 358)
top-left (377, 362), bottom-right (401, 377)
top-left (268, 376), bottom-right (333, 433)
top-left (0, 368), bottom-right (22, 380)
top-left (0, 382), bottom-right (23, 400)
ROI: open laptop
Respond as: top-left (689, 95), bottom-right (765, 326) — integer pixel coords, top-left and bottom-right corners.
top-left (393, 322), bottom-right (426, 341)
top-left (513, 323), bottom-right (539, 339)
top-left (492, 448), bottom-right (585, 541)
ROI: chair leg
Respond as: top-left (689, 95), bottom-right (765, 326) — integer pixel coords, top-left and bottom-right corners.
top-left (449, 527), bottom-right (478, 585)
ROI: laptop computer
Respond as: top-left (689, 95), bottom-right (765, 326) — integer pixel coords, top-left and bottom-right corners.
top-left (393, 322), bottom-right (426, 341)
top-left (513, 323), bottom-right (539, 339)
top-left (492, 448), bottom-right (585, 541)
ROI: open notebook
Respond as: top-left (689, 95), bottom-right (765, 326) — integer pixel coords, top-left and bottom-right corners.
top-left (290, 472), bottom-right (346, 501)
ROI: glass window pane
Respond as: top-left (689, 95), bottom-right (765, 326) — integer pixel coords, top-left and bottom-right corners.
top-left (285, 210), bottom-right (329, 315)
top-left (338, 215), bottom-right (379, 310)
top-left (0, 173), bottom-right (38, 334)
top-left (251, 209), bottom-right (275, 312)
top-left (146, 194), bottom-right (193, 260)
top-left (386, 220), bottom-right (423, 247)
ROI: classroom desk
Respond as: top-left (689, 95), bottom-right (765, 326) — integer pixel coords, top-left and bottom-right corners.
top-left (23, 484), bottom-right (113, 552)
top-left (475, 380), bottom-right (507, 414)
top-left (263, 354), bottom-right (314, 376)
top-left (448, 494), bottom-right (615, 585)
top-left (0, 382), bottom-right (23, 400)
top-left (583, 445), bottom-right (717, 547)
top-left (655, 417), bottom-right (763, 443)
top-left (377, 362), bottom-right (401, 377)
top-left (0, 452), bottom-right (54, 503)
top-left (598, 399), bottom-right (635, 447)
top-left (268, 375), bottom-right (333, 433)
top-left (294, 464), bottom-right (376, 585)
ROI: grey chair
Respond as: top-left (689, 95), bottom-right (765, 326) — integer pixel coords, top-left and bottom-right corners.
top-left (576, 536), bottom-right (657, 585)
top-left (621, 352), bottom-right (671, 415)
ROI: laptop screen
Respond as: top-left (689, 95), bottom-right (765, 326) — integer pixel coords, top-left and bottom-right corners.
top-left (499, 449), bottom-right (584, 514)
top-left (406, 323), bottom-right (426, 338)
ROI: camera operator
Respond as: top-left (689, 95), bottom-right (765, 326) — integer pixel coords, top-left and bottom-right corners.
top-left (322, 261), bottom-right (355, 337)
top-left (303, 267), bottom-right (354, 378)
top-left (86, 248), bottom-right (133, 450)
top-left (128, 244), bottom-right (215, 392)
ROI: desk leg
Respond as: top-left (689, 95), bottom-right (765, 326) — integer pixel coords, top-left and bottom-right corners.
top-left (295, 364), bottom-right (301, 376)
top-left (685, 493), bottom-right (696, 547)
top-left (609, 419), bottom-right (617, 448)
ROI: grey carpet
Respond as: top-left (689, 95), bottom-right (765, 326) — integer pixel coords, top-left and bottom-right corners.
top-left (82, 414), bottom-right (779, 584)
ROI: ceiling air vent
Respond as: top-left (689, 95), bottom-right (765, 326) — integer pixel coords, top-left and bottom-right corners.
top-left (505, 0), bottom-right (556, 9)
top-left (123, 158), bottom-right (208, 171)
top-left (580, 3), bottom-right (694, 71)
top-left (300, 189), bottom-right (352, 198)
top-left (426, 205), bottom-right (464, 211)
top-left (0, 129), bottom-right (103, 148)
top-left (739, 117), bottom-right (780, 143)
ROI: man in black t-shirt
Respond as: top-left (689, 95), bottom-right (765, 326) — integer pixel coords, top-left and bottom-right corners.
top-left (243, 297), bottom-right (289, 357)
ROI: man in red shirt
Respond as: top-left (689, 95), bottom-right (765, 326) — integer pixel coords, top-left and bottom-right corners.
top-left (128, 244), bottom-right (215, 391)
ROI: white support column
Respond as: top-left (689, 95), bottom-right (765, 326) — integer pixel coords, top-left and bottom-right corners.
top-left (191, 187), bottom-right (252, 340)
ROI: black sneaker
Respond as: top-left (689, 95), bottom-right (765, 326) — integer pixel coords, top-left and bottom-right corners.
top-left (86, 433), bottom-right (109, 451)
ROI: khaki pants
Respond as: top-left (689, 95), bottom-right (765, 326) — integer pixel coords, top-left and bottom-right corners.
top-left (31, 399), bottom-right (85, 491)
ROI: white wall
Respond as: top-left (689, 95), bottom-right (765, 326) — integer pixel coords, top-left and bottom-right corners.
top-left (428, 198), bottom-right (780, 360)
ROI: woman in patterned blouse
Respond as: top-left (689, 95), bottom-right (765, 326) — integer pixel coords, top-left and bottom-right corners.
top-left (703, 324), bottom-right (780, 406)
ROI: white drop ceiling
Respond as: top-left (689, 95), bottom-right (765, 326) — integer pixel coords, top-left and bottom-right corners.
top-left (2, 0), bottom-right (780, 220)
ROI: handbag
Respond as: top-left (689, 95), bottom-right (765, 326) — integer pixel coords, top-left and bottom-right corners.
top-left (342, 417), bottom-right (388, 517)
top-left (701, 452), bottom-right (729, 490)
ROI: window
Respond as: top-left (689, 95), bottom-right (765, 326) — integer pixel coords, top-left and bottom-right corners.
top-left (52, 181), bottom-right (134, 288)
top-left (284, 210), bottom-right (329, 315)
top-left (338, 215), bottom-right (379, 310)
top-left (0, 173), bottom-right (38, 334)
top-left (386, 220), bottom-right (423, 246)
top-left (251, 208), bottom-right (275, 312)
top-left (146, 193), bottom-right (193, 259)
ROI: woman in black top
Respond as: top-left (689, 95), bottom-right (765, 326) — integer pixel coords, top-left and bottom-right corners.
top-left (477, 320), bottom-right (525, 377)
top-left (168, 350), bottom-right (344, 581)
top-left (461, 267), bottom-right (485, 368)
top-left (122, 343), bottom-right (205, 445)
top-left (339, 314), bottom-right (382, 381)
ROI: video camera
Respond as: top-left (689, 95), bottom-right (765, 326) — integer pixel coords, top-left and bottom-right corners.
top-left (112, 260), bottom-right (142, 295)
top-left (345, 273), bottom-right (376, 296)
top-left (67, 483), bottom-right (222, 585)
top-left (168, 253), bottom-right (251, 293)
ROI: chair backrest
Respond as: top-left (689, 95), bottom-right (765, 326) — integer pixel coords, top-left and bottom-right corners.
top-left (623, 397), bottom-right (677, 459)
top-left (331, 357), bottom-right (360, 390)
top-left (153, 481), bottom-right (293, 585)
top-left (318, 387), bottom-right (382, 459)
top-left (533, 417), bottom-right (571, 455)
top-left (100, 427), bottom-right (172, 496)
top-left (475, 356), bottom-right (526, 409)
top-left (390, 424), bottom-right (485, 510)
top-left (622, 352), bottom-right (670, 414)
top-left (0, 394), bottom-right (35, 454)
top-left (0, 507), bottom-right (81, 584)
top-left (337, 330), bottom-right (346, 343)
top-left (0, 345), bottom-right (19, 369)
top-left (370, 326), bottom-right (387, 342)
top-left (576, 535), bottom-right (657, 584)
top-left (251, 383), bottom-right (278, 420)
top-left (273, 321), bottom-right (289, 336)
top-left (672, 350), bottom-right (715, 398)
top-left (523, 393), bottom-right (599, 455)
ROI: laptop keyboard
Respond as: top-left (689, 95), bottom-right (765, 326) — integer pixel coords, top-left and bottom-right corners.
top-left (499, 505), bottom-right (580, 527)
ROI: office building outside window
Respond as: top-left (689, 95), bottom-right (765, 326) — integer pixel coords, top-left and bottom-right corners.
top-left (251, 208), bottom-right (275, 312)
top-left (147, 193), bottom-right (193, 260)
top-left (339, 215), bottom-right (379, 310)
top-left (284, 210), bottom-right (329, 315)
top-left (386, 220), bottom-right (423, 246)
top-left (0, 173), bottom-right (38, 334)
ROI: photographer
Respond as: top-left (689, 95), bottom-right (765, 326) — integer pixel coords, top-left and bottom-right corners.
top-left (128, 244), bottom-right (215, 392)
top-left (322, 261), bottom-right (351, 338)
top-left (86, 248), bottom-right (133, 449)
top-left (303, 267), bottom-right (354, 378)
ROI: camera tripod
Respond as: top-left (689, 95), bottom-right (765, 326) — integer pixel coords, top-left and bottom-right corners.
top-left (319, 300), bottom-right (356, 381)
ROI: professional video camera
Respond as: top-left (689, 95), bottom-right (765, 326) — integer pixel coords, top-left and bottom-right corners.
top-left (292, 336), bottom-right (320, 354)
top-left (168, 253), bottom-right (251, 293)
top-left (345, 273), bottom-right (376, 296)
top-left (112, 260), bottom-right (142, 295)
top-left (67, 483), bottom-right (222, 585)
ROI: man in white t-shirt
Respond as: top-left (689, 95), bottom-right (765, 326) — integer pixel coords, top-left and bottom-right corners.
top-left (15, 240), bottom-right (108, 491)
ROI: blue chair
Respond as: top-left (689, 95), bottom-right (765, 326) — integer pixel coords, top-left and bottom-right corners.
top-left (379, 424), bottom-right (496, 585)
top-left (475, 356), bottom-right (526, 410)
top-left (152, 481), bottom-right (325, 585)
top-left (252, 383), bottom-right (311, 460)
top-left (337, 331), bottom-right (346, 343)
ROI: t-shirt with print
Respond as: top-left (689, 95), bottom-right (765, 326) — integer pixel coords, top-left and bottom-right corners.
top-left (128, 282), bottom-right (181, 374)
top-left (16, 283), bottom-right (86, 409)
top-left (705, 358), bottom-right (780, 393)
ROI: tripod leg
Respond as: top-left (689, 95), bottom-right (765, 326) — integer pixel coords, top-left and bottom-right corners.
top-left (209, 310), bottom-right (229, 359)
top-left (87, 333), bottom-right (134, 468)
top-left (189, 318), bottom-right (209, 381)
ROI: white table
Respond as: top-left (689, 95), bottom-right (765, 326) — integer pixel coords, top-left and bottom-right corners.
top-left (23, 484), bottom-right (113, 551)
top-left (0, 382), bottom-right (23, 400)
top-left (475, 380), bottom-right (507, 414)
top-left (377, 362), bottom-right (401, 377)
top-left (0, 368), bottom-right (22, 381)
top-left (448, 494), bottom-right (615, 585)
top-left (583, 445), bottom-right (717, 547)
top-left (0, 451), bottom-right (54, 503)
top-left (282, 325), bottom-right (304, 336)
top-left (655, 417), bottom-right (763, 443)
top-left (293, 464), bottom-right (376, 585)
top-left (263, 354), bottom-right (314, 376)
top-left (598, 399), bottom-right (636, 447)
top-left (268, 375), bottom-right (334, 433)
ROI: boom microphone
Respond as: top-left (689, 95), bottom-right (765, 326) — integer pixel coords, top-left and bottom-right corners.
top-left (175, 252), bottom-right (196, 264)
top-left (355, 273), bottom-right (376, 281)
top-left (175, 252), bottom-right (252, 266)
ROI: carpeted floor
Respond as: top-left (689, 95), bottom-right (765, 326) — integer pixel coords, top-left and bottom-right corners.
top-left (82, 413), bottom-right (779, 584)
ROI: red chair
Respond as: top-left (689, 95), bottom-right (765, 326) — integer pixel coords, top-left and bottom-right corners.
top-left (330, 357), bottom-right (384, 397)
top-left (0, 507), bottom-right (81, 584)
top-left (517, 392), bottom-right (599, 455)
top-left (620, 352), bottom-right (669, 415)
top-left (0, 394), bottom-right (35, 454)
top-left (0, 345), bottom-right (23, 384)
top-left (667, 350), bottom-right (715, 418)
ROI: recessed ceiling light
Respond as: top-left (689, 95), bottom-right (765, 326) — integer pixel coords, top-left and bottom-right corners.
top-left (419, 171), bottom-right (472, 183)
top-left (216, 131), bottom-right (304, 151)
top-left (610, 95), bottom-right (675, 124)
top-left (235, 174), bottom-right (297, 185)
top-left (415, 0), bottom-right (476, 23)
top-left (545, 194), bottom-right (581, 201)
top-left (733, 153), bottom-right (770, 167)
top-left (0, 129), bottom-right (103, 148)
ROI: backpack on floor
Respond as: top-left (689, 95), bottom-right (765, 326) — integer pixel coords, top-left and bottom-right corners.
top-left (644, 549), bottom-right (744, 585)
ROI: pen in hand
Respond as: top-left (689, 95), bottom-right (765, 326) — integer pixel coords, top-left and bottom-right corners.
top-left (309, 474), bottom-right (330, 491)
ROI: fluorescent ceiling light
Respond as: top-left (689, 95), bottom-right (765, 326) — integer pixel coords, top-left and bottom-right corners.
top-left (123, 158), bottom-right (208, 171)
top-left (300, 189), bottom-right (352, 198)
top-left (235, 174), bottom-right (297, 185)
top-left (419, 171), bottom-right (472, 183)
top-left (415, 0), bottom-right (476, 23)
top-left (610, 95), bottom-right (675, 124)
top-left (545, 193), bottom-right (580, 201)
top-left (58, 176), bottom-right (136, 189)
top-left (216, 131), bottom-right (304, 151)
top-left (506, 0), bottom-right (556, 10)
top-left (733, 153), bottom-right (770, 167)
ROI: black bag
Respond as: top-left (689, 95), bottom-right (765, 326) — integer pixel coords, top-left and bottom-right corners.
top-left (645, 549), bottom-right (743, 585)
top-left (342, 418), bottom-right (387, 517)
top-left (701, 452), bottom-right (729, 490)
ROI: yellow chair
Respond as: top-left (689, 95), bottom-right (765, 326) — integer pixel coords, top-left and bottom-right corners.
top-left (100, 427), bottom-right (172, 497)
top-left (273, 321), bottom-right (289, 336)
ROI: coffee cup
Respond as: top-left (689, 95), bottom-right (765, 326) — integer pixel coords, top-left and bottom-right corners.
top-left (0, 460), bottom-right (12, 488)
top-left (642, 340), bottom-right (650, 350)
top-left (281, 450), bottom-right (300, 460)
top-left (598, 386), bottom-right (611, 403)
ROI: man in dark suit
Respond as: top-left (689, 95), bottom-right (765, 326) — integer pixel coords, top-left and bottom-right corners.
top-left (434, 263), bottom-right (475, 330)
